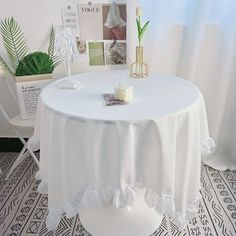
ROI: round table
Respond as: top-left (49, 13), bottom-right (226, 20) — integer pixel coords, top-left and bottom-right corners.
top-left (30, 70), bottom-right (214, 235)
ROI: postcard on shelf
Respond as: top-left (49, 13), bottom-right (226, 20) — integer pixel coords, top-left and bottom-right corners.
top-left (102, 93), bottom-right (128, 106)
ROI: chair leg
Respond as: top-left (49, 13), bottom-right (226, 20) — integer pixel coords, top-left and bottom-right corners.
top-left (27, 148), bottom-right (40, 167)
top-left (5, 145), bottom-right (28, 180)
top-left (17, 133), bottom-right (40, 166)
top-left (0, 105), bottom-right (39, 178)
top-left (5, 143), bottom-right (40, 181)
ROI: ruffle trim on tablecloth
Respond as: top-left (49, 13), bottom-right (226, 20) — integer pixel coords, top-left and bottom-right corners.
top-left (35, 137), bottom-right (215, 230)
top-left (201, 137), bottom-right (215, 155)
top-left (35, 173), bottom-right (201, 231)
top-left (27, 136), bottom-right (40, 152)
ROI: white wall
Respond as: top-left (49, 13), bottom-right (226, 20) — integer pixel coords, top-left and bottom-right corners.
top-left (0, 0), bottom-right (129, 137)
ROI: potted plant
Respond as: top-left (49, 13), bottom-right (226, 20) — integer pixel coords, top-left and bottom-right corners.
top-left (0, 17), bottom-right (59, 78)
top-left (0, 17), bottom-right (60, 119)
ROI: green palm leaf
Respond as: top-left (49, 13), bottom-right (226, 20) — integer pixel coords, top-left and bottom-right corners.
top-left (51, 55), bottom-right (61, 68)
top-left (48, 26), bottom-right (55, 58)
top-left (48, 26), bottom-right (61, 68)
top-left (0, 17), bottom-right (28, 74)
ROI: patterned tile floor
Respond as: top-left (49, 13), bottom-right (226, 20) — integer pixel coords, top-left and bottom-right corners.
top-left (0, 152), bottom-right (236, 236)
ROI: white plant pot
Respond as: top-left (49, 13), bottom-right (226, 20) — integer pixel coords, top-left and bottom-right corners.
top-left (15, 74), bottom-right (53, 119)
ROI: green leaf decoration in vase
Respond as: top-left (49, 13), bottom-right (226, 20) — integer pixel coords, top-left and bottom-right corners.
top-left (136, 7), bottom-right (150, 48)
top-left (130, 7), bottom-right (150, 79)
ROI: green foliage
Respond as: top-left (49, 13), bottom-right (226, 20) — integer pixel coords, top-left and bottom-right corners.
top-left (48, 26), bottom-right (55, 59)
top-left (48, 26), bottom-right (61, 68)
top-left (0, 17), bottom-right (59, 77)
top-left (136, 16), bottom-right (150, 46)
top-left (15, 52), bottom-right (54, 76)
top-left (0, 17), bottom-right (28, 75)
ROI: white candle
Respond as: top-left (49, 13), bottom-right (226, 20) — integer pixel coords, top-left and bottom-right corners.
top-left (115, 83), bottom-right (134, 103)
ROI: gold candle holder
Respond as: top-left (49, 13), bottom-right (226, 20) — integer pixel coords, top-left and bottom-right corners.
top-left (130, 46), bottom-right (149, 79)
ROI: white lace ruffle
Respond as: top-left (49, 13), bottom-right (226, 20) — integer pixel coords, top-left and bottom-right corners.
top-left (143, 186), bottom-right (201, 230)
top-left (27, 136), bottom-right (40, 152)
top-left (35, 172), bottom-right (48, 193)
top-left (36, 136), bottom-right (213, 230)
top-left (201, 137), bottom-right (215, 155)
top-left (36, 174), bottom-right (201, 231)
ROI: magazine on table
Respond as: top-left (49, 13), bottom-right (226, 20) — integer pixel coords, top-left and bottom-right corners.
top-left (102, 93), bottom-right (128, 106)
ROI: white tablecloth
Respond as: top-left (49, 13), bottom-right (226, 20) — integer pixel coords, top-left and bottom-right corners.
top-left (29, 70), bottom-right (214, 230)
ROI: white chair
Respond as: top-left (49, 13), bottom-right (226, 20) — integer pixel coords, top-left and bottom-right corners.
top-left (0, 104), bottom-right (39, 180)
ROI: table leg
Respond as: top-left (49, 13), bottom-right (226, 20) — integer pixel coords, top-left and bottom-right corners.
top-left (79, 189), bottom-right (163, 236)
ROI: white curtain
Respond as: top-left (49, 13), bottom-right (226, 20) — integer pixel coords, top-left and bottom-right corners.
top-left (127, 0), bottom-right (236, 170)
